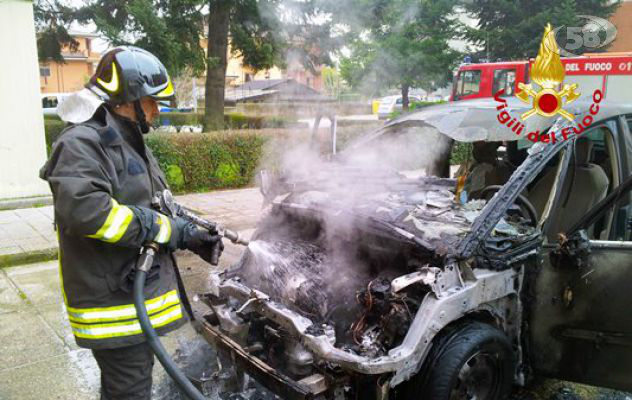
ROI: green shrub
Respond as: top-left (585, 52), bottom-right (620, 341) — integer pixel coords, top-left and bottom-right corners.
top-left (450, 141), bottom-right (472, 165)
top-left (44, 119), bottom-right (69, 154)
top-left (225, 113), bottom-right (260, 129)
top-left (145, 131), bottom-right (266, 192)
top-left (388, 100), bottom-right (446, 119)
top-left (157, 112), bottom-right (199, 127)
top-left (156, 112), bottom-right (298, 130)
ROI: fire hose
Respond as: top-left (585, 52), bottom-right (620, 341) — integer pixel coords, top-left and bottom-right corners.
top-left (133, 190), bottom-right (249, 399)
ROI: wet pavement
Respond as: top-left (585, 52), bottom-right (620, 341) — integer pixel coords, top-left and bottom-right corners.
top-left (0, 206), bottom-right (57, 266)
top-left (0, 238), bottom-right (260, 399)
top-left (1, 187), bottom-right (631, 399)
top-left (0, 188), bottom-right (264, 400)
top-left (0, 187), bottom-right (263, 268)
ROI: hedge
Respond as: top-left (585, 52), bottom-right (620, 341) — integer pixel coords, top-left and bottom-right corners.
top-left (388, 100), bottom-right (446, 119)
top-left (145, 131), bottom-right (268, 192)
top-left (44, 119), bottom-right (68, 154)
top-left (450, 142), bottom-right (472, 165)
top-left (156, 112), bottom-right (300, 130)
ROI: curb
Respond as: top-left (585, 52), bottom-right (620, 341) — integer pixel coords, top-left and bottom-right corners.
top-left (0, 196), bottom-right (53, 211)
top-left (0, 247), bottom-right (58, 268)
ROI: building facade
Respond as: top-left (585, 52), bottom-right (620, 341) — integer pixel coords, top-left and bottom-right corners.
top-left (39, 32), bottom-right (101, 94)
top-left (608, 0), bottom-right (632, 53)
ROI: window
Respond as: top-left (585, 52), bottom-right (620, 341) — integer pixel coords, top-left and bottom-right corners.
top-left (455, 70), bottom-right (481, 99)
top-left (610, 194), bottom-right (632, 241)
top-left (585, 179), bottom-right (632, 242)
top-left (539, 126), bottom-right (619, 241)
top-left (493, 69), bottom-right (516, 96)
top-left (42, 96), bottom-right (58, 109)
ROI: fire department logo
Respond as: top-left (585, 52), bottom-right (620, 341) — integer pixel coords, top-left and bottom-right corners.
top-left (516, 24), bottom-right (580, 121)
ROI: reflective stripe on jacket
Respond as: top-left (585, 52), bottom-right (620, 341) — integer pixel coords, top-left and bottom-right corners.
top-left (41, 106), bottom-right (185, 349)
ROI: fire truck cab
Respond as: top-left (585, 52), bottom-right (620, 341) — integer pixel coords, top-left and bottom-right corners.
top-left (451, 53), bottom-right (632, 103)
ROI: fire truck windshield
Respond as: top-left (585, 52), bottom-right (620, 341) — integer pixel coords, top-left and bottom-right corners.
top-left (454, 69), bottom-right (481, 99)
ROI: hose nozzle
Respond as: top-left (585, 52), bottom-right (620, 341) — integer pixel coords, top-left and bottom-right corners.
top-left (223, 229), bottom-right (250, 246)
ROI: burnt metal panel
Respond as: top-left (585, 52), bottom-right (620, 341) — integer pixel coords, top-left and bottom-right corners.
top-left (200, 321), bottom-right (315, 400)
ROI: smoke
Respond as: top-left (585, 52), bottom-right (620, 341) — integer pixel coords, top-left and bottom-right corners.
top-left (238, 0), bottom-right (456, 339)
top-left (239, 123), bottom-right (452, 339)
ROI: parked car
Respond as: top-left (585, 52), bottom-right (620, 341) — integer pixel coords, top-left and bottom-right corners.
top-left (41, 93), bottom-right (69, 116)
top-left (377, 94), bottom-right (423, 119)
top-left (199, 97), bottom-right (632, 399)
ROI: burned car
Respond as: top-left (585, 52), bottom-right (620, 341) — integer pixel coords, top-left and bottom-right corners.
top-left (197, 98), bottom-right (632, 399)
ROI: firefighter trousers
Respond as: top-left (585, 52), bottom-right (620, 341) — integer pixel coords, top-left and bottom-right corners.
top-left (92, 341), bottom-right (155, 400)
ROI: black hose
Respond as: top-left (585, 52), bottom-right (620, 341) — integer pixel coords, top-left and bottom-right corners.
top-left (133, 267), bottom-right (206, 400)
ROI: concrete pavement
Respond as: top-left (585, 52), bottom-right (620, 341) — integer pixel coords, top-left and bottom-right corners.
top-left (0, 188), bottom-right (264, 400)
top-left (0, 187), bottom-right (263, 268)
top-left (0, 206), bottom-right (57, 267)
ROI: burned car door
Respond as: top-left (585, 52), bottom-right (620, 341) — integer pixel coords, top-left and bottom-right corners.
top-left (528, 170), bottom-right (632, 391)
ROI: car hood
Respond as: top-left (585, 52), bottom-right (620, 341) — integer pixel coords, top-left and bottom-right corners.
top-left (272, 165), bottom-right (535, 256)
top-left (353, 97), bottom-right (632, 145)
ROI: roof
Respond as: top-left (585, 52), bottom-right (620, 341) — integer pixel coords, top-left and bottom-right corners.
top-left (227, 78), bottom-right (327, 102)
top-left (224, 89), bottom-right (280, 103)
top-left (66, 30), bottom-right (100, 38)
top-left (233, 79), bottom-right (290, 91)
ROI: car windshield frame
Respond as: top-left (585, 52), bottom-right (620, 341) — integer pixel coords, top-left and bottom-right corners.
top-left (457, 118), bottom-right (576, 257)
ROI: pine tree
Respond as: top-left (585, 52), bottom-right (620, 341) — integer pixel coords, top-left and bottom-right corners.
top-left (464, 0), bottom-right (620, 60)
top-left (337, 0), bottom-right (460, 110)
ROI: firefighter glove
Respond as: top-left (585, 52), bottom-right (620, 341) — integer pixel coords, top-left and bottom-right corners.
top-left (178, 221), bottom-right (224, 265)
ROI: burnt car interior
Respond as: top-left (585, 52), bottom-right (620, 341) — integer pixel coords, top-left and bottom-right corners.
top-left (455, 125), bottom-right (621, 241)
top-left (525, 126), bottom-right (619, 241)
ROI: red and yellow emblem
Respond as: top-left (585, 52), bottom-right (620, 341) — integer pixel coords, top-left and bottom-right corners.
top-left (516, 24), bottom-right (580, 121)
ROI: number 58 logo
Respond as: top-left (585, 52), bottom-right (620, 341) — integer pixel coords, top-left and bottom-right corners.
top-left (547, 15), bottom-right (617, 57)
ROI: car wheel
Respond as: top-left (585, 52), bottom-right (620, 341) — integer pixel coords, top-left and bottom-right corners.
top-left (409, 322), bottom-right (515, 400)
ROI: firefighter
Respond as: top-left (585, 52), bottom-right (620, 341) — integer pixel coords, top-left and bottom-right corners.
top-left (40, 46), bottom-right (222, 399)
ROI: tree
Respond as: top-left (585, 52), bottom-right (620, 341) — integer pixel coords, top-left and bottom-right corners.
top-left (337, 0), bottom-right (460, 110)
top-left (203, 0), bottom-right (284, 129)
top-left (34, 0), bottom-right (337, 128)
top-left (35, 0), bottom-right (206, 76)
top-left (34, 1), bottom-right (80, 63)
top-left (203, 0), bottom-right (338, 129)
top-left (77, 0), bottom-right (206, 76)
top-left (464, 0), bottom-right (620, 60)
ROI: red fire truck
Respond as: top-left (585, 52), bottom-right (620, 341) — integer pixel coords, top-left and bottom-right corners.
top-left (450, 52), bottom-right (632, 103)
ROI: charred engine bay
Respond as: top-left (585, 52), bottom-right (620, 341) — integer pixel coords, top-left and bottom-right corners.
top-left (225, 167), bottom-right (536, 360)
top-left (238, 236), bottom-right (428, 358)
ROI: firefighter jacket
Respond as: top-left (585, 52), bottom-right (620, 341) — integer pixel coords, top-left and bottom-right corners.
top-left (40, 106), bottom-right (186, 350)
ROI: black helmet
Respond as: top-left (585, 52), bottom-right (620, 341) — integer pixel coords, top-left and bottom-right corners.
top-left (87, 46), bottom-right (176, 107)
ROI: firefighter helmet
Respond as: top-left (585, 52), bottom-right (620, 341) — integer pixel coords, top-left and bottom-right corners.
top-left (87, 46), bottom-right (175, 107)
